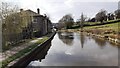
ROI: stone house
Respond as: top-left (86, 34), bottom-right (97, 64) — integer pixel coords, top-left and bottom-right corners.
top-left (3, 8), bottom-right (52, 47)
top-left (20, 8), bottom-right (52, 37)
top-left (2, 8), bottom-right (53, 50)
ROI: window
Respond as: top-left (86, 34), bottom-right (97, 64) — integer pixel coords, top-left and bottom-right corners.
top-left (33, 19), bottom-right (37, 23)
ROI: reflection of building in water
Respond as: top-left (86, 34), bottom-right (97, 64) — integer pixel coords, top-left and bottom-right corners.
top-left (58, 32), bottom-right (74, 46)
top-left (80, 32), bottom-right (85, 48)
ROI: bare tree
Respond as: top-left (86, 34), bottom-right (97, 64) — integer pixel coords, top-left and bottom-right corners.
top-left (58, 14), bottom-right (74, 29)
top-left (79, 13), bottom-right (87, 31)
top-left (58, 19), bottom-right (66, 29)
top-left (1, 2), bottom-right (19, 23)
top-left (1, 2), bottom-right (21, 50)
top-left (107, 13), bottom-right (115, 20)
top-left (114, 9), bottom-right (120, 19)
top-left (95, 9), bottom-right (107, 23)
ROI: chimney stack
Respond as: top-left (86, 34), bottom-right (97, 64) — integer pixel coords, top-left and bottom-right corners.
top-left (37, 8), bottom-right (40, 14)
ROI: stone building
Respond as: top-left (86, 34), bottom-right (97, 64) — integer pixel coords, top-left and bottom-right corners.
top-left (2, 8), bottom-right (53, 50)
top-left (32, 9), bottom-right (52, 37)
top-left (20, 8), bottom-right (52, 37)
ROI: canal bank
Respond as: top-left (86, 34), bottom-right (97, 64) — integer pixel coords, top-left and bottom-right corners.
top-left (59, 29), bottom-right (120, 46)
top-left (84, 32), bottom-right (120, 46)
top-left (2, 31), bottom-right (56, 68)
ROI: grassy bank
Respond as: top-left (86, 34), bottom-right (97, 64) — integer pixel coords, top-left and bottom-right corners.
top-left (64, 21), bottom-right (119, 38)
top-left (84, 22), bottom-right (119, 32)
top-left (84, 22), bottom-right (120, 39)
top-left (2, 37), bottom-right (48, 68)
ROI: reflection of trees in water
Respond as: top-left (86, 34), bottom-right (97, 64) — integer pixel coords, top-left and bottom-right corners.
top-left (93, 37), bottom-right (106, 49)
top-left (58, 32), bottom-right (74, 46)
top-left (80, 32), bottom-right (85, 48)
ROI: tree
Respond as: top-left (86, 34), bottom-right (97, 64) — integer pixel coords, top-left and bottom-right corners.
top-left (79, 13), bottom-right (87, 31)
top-left (1, 2), bottom-right (20, 33)
top-left (95, 9), bottom-right (107, 23)
top-left (114, 9), bottom-right (120, 19)
top-left (58, 19), bottom-right (66, 29)
top-left (80, 13), bottom-right (84, 30)
top-left (58, 14), bottom-right (74, 29)
top-left (76, 19), bottom-right (81, 25)
top-left (107, 13), bottom-right (115, 20)
top-left (90, 18), bottom-right (96, 22)
top-left (1, 2), bottom-right (19, 23)
top-left (1, 2), bottom-right (21, 50)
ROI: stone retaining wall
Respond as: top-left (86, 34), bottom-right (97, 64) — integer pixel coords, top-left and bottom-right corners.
top-left (86, 32), bottom-right (120, 45)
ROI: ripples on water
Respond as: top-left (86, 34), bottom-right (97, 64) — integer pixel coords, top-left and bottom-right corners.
top-left (28, 32), bottom-right (118, 67)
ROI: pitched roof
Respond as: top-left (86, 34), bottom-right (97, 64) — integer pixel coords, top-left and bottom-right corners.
top-left (20, 9), bottom-right (40, 16)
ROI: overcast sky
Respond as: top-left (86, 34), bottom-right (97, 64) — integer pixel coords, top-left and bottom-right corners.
top-left (1, 0), bottom-right (120, 23)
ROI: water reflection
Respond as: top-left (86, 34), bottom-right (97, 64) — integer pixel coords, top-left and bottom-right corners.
top-left (92, 37), bottom-right (106, 49)
top-left (80, 32), bottom-right (85, 48)
top-left (58, 32), bottom-right (74, 46)
top-left (28, 32), bottom-right (118, 66)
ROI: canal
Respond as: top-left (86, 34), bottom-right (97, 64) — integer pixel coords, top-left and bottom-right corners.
top-left (28, 32), bottom-right (118, 66)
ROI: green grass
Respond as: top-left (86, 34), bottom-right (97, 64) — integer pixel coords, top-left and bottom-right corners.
top-left (84, 22), bottom-right (119, 32)
top-left (84, 22), bottom-right (100, 25)
top-left (1, 37), bottom-right (48, 68)
top-left (107, 19), bottom-right (120, 22)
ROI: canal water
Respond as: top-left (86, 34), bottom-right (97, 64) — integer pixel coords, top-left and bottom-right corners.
top-left (28, 32), bottom-right (118, 66)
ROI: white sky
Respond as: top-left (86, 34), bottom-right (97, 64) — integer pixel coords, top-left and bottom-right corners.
top-left (1, 0), bottom-right (120, 23)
